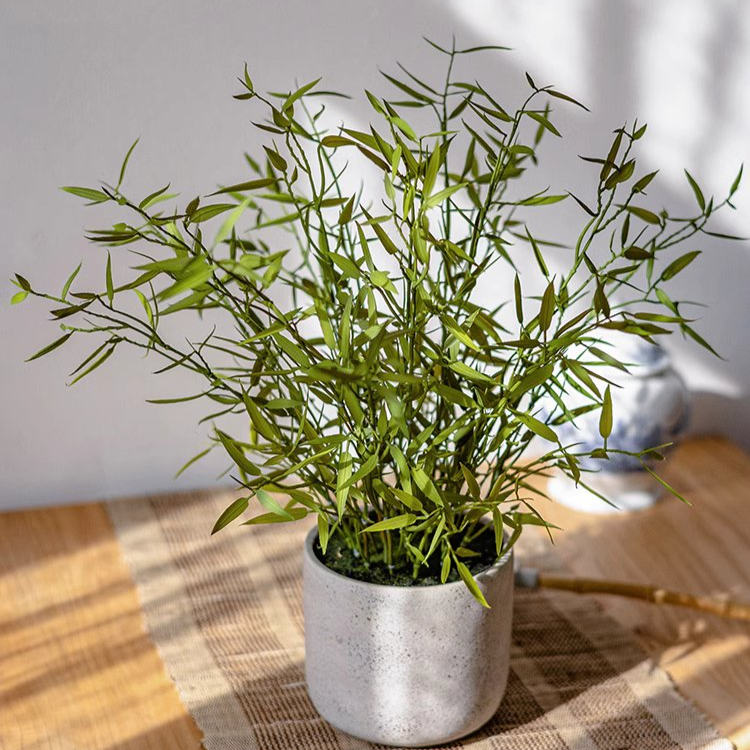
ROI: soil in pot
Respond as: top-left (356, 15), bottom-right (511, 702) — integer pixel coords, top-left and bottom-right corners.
top-left (313, 523), bottom-right (499, 587)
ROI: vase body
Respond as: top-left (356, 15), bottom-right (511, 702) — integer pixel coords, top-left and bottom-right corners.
top-left (303, 527), bottom-right (514, 747)
top-left (549, 333), bottom-right (690, 513)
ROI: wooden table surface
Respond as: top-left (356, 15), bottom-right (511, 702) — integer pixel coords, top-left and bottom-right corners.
top-left (1, 436), bottom-right (748, 749)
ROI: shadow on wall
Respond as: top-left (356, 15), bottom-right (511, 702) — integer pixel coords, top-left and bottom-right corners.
top-left (443, 0), bottom-right (750, 446)
top-left (325, 0), bottom-right (750, 445)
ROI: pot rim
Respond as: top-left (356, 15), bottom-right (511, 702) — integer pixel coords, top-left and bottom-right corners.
top-left (304, 524), bottom-right (513, 593)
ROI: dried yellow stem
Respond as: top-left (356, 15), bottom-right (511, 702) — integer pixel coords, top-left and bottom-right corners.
top-left (538, 574), bottom-right (750, 622)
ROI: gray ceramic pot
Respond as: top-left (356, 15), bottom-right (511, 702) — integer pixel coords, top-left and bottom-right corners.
top-left (303, 527), bottom-right (514, 747)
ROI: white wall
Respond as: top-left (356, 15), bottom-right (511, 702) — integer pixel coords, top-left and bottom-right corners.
top-left (1, 0), bottom-right (749, 510)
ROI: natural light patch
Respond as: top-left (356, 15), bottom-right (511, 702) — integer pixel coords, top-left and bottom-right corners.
top-left (446, 0), bottom-right (594, 100)
top-left (702, 0), bottom-right (750, 235)
top-left (668, 343), bottom-right (744, 399)
top-left (633, 0), bottom-right (715, 186)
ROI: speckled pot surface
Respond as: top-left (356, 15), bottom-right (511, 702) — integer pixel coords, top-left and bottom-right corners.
top-left (303, 528), bottom-right (514, 747)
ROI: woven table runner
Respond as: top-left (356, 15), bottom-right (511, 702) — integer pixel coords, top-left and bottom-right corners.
top-left (107, 490), bottom-right (731, 750)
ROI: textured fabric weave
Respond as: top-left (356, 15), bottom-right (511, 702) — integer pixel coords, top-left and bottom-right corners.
top-left (108, 491), bottom-right (731, 750)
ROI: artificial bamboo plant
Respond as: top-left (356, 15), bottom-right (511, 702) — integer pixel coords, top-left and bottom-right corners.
top-left (12, 41), bottom-right (741, 606)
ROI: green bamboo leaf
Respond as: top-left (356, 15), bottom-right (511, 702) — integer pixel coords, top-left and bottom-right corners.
top-left (11, 291), bottom-right (28, 305)
top-left (380, 70), bottom-right (436, 104)
top-left (434, 383), bottom-right (477, 408)
top-left (338, 195), bottom-right (355, 225)
top-left (105, 251), bottom-right (114, 304)
top-left (370, 270), bottom-right (396, 292)
top-left (624, 246), bottom-right (652, 260)
top-left (209, 178), bottom-right (276, 196)
top-left (661, 251), bottom-right (700, 281)
top-left (190, 204), bottom-right (237, 223)
top-left (329, 253), bottom-right (361, 279)
top-left (422, 147), bottom-right (441, 198)
top-left (336, 450), bottom-right (353, 516)
top-left (272, 446), bottom-right (336, 482)
top-left (256, 488), bottom-right (295, 520)
top-left (160, 290), bottom-right (209, 316)
top-left (684, 169), bottom-right (706, 212)
top-left (526, 111), bottom-right (561, 137)
top-left (157, 265), bottom-right (214, 301)
top-left (518, 193), bottom-right (568, 206)
top-left (61, 262), bottom-right (82, 301)
top-left (454, 43), bottom-right (511, 54)
top-left (175, 446), bottom-right (213, 478)
top-left (243, 508), bottom-right (308, 525)
top-left (342, 453), bottom-right (379, 490)
top-left (240, 322), bottom-right (286, 345)
top-left (211, 496), bottom-right (249, 534)
top-left (514, 274), bottom-right (524, 323)
top-left (243, 394), bottom-right (279, 442)
top-left (633, 171), bottom-right (658, 194)
top-left (440, 314), bottom-right (480, 351)
top-left (390, 488), bottom-right (423, 512)
top-left (274, 333), bottom-right (311, 368)
top-left (604, 159), bottom-right (635, 190)
top-left (263, 145), bottom-right (288, 171)
top-left (61, 186), bottom-right (110, 204)
top-left (391, 116), bottom-right (417, 141)
top-left (566, 359), bottom-right (602, 397)
top-left (26, 333), bottom-right (74, 362)
top-left (317, 514), bottom-right (330, 553)
top-left (491, 508), bottom-right (504, 556)
top-left (116, 137), bottom-right (140, 190)
top-left (368, 217), bottom-right (400, 256)
top-left (440, 552), bottom-right (451, 583)
top-left (701, 230), bottom-right (747, 241)
top-left (601, 130), bottom-right (623, 181)
top-left (215, 197), bottom-right (252, 246)
top-left (456, 560), bottom-right (490, 608)
top-left (516, 412), bottom-right (558, 443)
top-left (460, 464), bottom-right (481, 500)
top-left (538, 281), bottom-right (556, 332)
top-left (626, 205), bottom-right (661, 225)
top-left (139, 183), bottom-right (173, 209)
top-left (134, 289), bottom-right (154, 327)
top-left (321, 135), bottom-right (356, 148)
top-left (730, 164), bottom-right (743, 197)
top-left (424, 183), bottom-right (465, 210)
top-left (448, 360), bottom-right (494, 384)
top-left (643, 466), bottom-right (691, 506)
top-left (282, 77), bottom-right (322, 111)
top-left (568, 192), bottom-right (596, 217)
top-left (599, 385), bottom-right (613, 439)
top-left (147, 392), bottom-right (206, 405)
top-left (263, 397), bottom-right (305, 410)
top-left (412, 466), bottom-right (443, 507)
top-left (589, 346), bottom-right (628, 371)
top-left (68, 344), bottom-right (116, 385)
top-left (682, 324), bottom-right (721, 358)
top-left (546, 88), bottom-right (589, 111)
top-left (525, 227), bottom-right (549, 277)
top-left (362, 514), bottom-right (417, 533)
top-left (511, 363), bottom-right (554, 401)
top-left (216, 429), bottom-right (261, 476)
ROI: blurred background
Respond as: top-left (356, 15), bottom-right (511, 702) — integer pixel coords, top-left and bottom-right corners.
top-left (1, 0), bottom-right (749, 511)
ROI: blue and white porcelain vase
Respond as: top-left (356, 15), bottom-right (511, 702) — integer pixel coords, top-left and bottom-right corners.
top-left (548, 332), bottom-right (690, 513)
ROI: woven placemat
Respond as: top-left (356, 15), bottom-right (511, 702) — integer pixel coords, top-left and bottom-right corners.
top-left (107, 490), bottom-right (732, 750)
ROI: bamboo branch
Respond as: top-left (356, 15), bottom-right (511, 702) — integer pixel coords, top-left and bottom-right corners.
top-left (532, 571), bottom-right (750, 622)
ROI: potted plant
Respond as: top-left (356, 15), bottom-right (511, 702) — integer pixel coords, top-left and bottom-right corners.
top-left (11, 40), bottom-right (740, 747)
